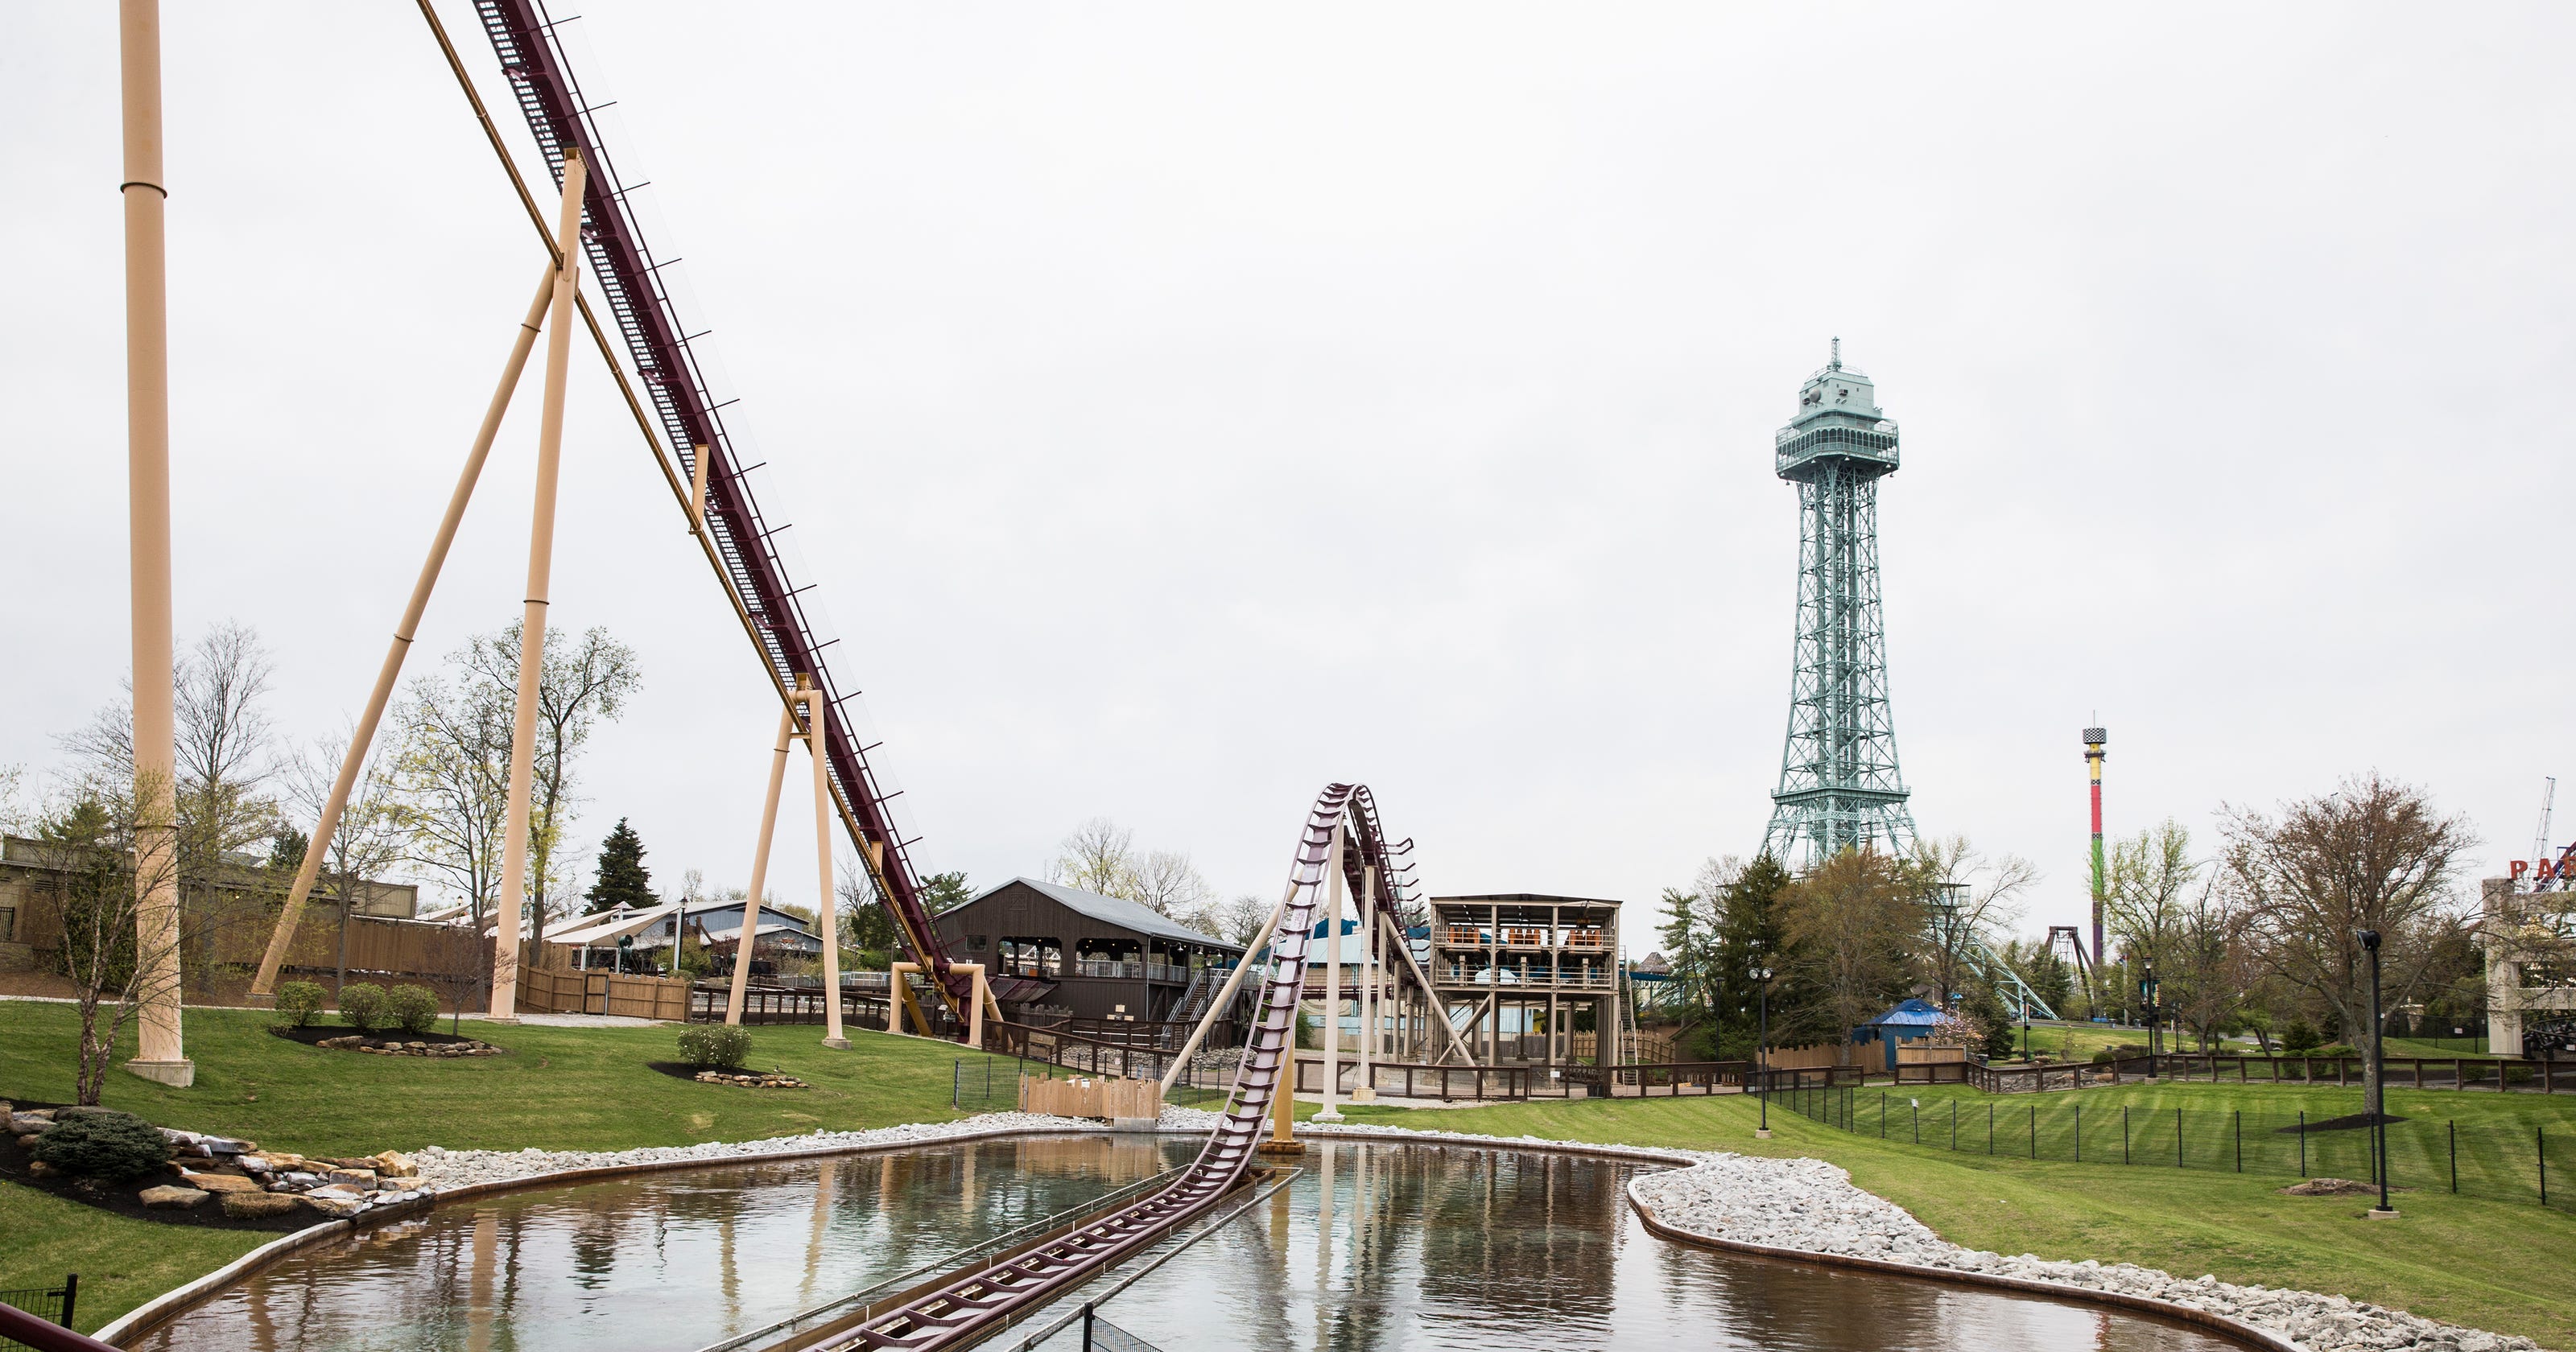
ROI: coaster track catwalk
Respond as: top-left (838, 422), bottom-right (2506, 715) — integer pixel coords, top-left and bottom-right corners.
top-left (465, 0), bottom-right (976, 1014)
top-left (785, 784), bottom-right (1406, 1352)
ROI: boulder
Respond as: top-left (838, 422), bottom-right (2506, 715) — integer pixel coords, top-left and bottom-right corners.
top-left (139, 1185), bottom-right (210, 1210)
top-left (327, 1168), bottom-right (378, 1188)
top-left (177, 1169), bottom-right (266, 1195)
top-left (221, 1190), bottom-right (304, 1219)
top-left (198, 1136), bottom-right (256, 1156)
top-left (27, 1160), bottom-right (56, 1177)
top-left (10, 1112), bottom-right (56, 1134)
top-left (373, 1151), bottom-right (419, 1178)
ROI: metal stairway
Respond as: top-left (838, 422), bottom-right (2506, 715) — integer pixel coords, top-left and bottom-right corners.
top-left (807, 785), bottom-right (1377, 1351)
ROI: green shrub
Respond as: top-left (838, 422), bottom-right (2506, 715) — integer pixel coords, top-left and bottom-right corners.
top-left (677, 1024), bottom-right (752, 1069)
top-left (2281, 1019), bottom-right (2322, 1055)
top-left (386, 983), bottom-right (441, 1034)
top-left (275, 980), bottom-right (326, 1028)
top-left (32, 1111), bottom-right (172, 1181)
top-left (338, 982), bottom-right (389, 1032)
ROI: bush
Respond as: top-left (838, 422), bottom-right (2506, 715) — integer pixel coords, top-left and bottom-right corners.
top-left (337, 983), bottom-right (389, 1032)
top-left (678, 1024), bottom-right (753, 1069)
top-left (386, 983), bottom-right (441, 1034)
top-left (2281, 1019), bottom-right (2322, 1055)
top-left (275, 980), bottom-right (326, 1028)
top-left (33, 1111), bottom-right (172, 1181)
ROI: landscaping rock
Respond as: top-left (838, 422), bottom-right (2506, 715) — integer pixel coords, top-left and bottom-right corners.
top-left (221, 1191), bottom-right (304, 1219)
top-left (27, 1160), bottom-right (56, 1178)
top-left (327, 1168), bottom-right (378, 1189)
top-left (2281, 1177), bottom-right (2381, 1197)
top-left (139, 1185), bottom-right (209, 1210)
top-left (176, 1169), bottom-right (265, 1195)
top-left (372, 1151), bottom-right (419, 1178)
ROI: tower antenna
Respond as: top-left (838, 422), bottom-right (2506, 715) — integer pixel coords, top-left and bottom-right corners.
top-left (2531, 776), bottom-right (2557, 892)
top-left (1830, 336), bottom-right (1841, 370)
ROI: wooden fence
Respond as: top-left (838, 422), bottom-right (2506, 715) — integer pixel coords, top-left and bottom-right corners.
top-left (518, 970), bottom-right (691, 1020)
top-left (1018, 1074), bottom-right (1163, 1120)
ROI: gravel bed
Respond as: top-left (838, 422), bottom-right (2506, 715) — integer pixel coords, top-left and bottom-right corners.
top-left (407, 1111), bottom-right (1104, 1192)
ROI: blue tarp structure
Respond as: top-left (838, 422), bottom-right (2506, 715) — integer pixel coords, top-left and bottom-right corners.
top-left (1850, 998), bottom-right (1945, 1070)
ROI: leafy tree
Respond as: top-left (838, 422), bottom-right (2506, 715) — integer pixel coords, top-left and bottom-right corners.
top-left (1715, 854), bottom-right (1803, 1059)
top-left (1959, 978), bottom-right (2017, 1060)
top-left (584, 818), bottom-right (655, 913)
top-left (1779, 847), bottom-right (1924, 1054)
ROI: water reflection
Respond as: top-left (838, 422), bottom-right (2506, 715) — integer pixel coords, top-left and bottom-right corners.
top-left (141, 1136), bottom-right (2241, 1352)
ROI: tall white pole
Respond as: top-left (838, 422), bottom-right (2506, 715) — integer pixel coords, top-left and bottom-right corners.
top-left (723, 703), bottom-right (797, 1024)
top-left (1315, 825), bottom-right (1347, 1123)
top-left (807, 680), bottom-right (848, 1049)
top-left (1353, 864), bottom-right (1377, 1103)
top-left (120, 0), bottom-right (189, 1087)
top-left (486, 147), bottom-right (588, 1022)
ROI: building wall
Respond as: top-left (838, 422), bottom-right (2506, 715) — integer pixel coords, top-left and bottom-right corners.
top-left (2483, 876), bottom-right (2576, 1055)
top-left (930, 881), bottom-right (1230, 1024)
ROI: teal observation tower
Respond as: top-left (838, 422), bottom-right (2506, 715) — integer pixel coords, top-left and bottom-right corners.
top-left (1762, 341), bottom-right (1918, 869)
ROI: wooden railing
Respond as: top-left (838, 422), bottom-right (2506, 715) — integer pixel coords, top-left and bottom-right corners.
top-left (1298, 1058), bottom-right (1535, 1102)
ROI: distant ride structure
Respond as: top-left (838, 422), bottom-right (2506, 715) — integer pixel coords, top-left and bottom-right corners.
top-left (1762, 341), bottom-right (1918, 870)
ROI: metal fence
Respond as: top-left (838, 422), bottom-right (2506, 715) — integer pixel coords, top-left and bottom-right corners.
top-left (0, 1276), bottom-right (76, 1352)
top-left (1772, 1083), bottom-right (2570, 1213)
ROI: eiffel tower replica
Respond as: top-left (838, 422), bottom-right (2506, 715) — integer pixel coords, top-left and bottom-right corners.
top-left (1762, 340), bottom-right (1918, 869)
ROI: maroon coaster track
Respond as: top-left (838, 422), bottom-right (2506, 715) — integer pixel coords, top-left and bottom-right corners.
top-left (468, 0), bottom-right (972, 1011)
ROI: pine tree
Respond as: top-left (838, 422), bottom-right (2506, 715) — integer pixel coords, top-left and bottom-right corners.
top-left (584, 818), bottom-right (654, 914)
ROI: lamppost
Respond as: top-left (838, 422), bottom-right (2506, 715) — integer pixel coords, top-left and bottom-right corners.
top-left (2139, 960), bottom-right (2160, 1079)
top-left (2361, 929), bottom-right (2396, 1218)
top-left (2021, 1007), bottom-right (2032, 1064)
top-left (1751, 957), bottom-right (1775, 1138)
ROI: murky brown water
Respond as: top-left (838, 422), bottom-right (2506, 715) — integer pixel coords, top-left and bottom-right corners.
top-left (138, 1135), bottom-right (2247, 1351)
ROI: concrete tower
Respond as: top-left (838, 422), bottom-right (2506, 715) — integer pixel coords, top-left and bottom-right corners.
top-left (1762, 340), bottom-right (1917, 868)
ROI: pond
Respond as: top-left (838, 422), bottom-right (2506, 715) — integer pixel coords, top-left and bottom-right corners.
top-left (136, 1134), bottom-right (2248, 1351)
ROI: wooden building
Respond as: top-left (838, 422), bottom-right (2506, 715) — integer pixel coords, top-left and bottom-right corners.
top-left (931, 878), bottom-right (1243, 1024)
top-left (1427, 892), bottom-right (1622, 1066)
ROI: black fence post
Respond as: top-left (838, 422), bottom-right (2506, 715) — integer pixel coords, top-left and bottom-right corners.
top-left (2543, 1127), bottom-right (2550, 1207)
top-left (2448, 1120), bottom-right (2457, 1193)
top-left (60, 1272), bottom-right (76, 1331)
top-left (2030, 1105), bottom-right (2037, 1159)
top-left (2178, 1106), bottom-right (2185, 1168)
top-left (1082, 1300), bottom-right (1096, 1351)
top-left (2234, 1110), bottom-right (2242, 1173)
top-left (2074, 1104), bottom-right (2082, 1162)
top-left (1988, 1102), bottom-right (1995, 1156)
top-left (2298, 1111), bottom-right (2307, 1177)
top-left (2123, 1106), bottom-right (2131, 1165)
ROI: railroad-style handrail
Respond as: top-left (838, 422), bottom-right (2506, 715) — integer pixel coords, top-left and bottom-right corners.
top-left (0, 1300), bottom-right (114, 1352)
top-left (465, 0), bottom-right (974, 1014)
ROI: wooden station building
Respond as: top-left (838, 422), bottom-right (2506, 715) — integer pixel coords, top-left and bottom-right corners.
top-left (1427, 892), bottom-right (1623, 1066)
top-left (931, 878), bottom-right (1244, 1025)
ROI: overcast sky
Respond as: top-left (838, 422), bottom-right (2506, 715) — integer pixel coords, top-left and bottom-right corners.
top-left (7, 4), bottom-right (2573, 948)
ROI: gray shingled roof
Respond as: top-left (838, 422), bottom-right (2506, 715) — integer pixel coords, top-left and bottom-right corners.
top-left (970, 876), bottom-right (1241, 952)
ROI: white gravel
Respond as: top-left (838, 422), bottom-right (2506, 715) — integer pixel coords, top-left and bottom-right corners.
top-left (406, 1111), bottom-right (1104, 1192)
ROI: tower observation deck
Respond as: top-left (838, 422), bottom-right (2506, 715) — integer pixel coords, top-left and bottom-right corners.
top-left (1763, 341), bottom-right (1917, 868)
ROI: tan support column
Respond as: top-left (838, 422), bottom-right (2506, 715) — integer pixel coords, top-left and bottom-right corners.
top-left (251, 260), bottom-right (559, 997)
top-left (487, 147), bottom-right (588, 1022)
top-left (120, 0), bottom-right (188, 1087)
top-left (886, 961), bottom-right (916, 1034)
top-left (723, 703), bottom-right (798, 1024)
top-left (687, 443), bottom-right (710, 532)
top-left (1314, 825), bottom-right (1347, 1123)
top-left (1352, 864), bottom-right (1377, 1103)
top-left (803, 678), bottom-right (849, 1049)
top-left (952, 962), bottom-right (985, 1049)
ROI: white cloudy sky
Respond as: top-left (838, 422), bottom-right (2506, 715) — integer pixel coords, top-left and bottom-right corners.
top-left (6, 4), bottom-right (2572, 946)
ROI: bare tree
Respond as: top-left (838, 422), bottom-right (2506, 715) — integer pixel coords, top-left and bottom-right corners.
top-left (2106, 819), bottom-right (2199, 971)
top-left (1048, 818), bottom-right (1138, 898)
top-left (283, 724), bottom-right (408, 987)
top-left (0, 763), bottom-right (28, 835)
top-left (1909, 835), bottom-right (2037, 1005)
top-left (54, 621), bottom-right (281, 856)
top-left (1129, 849), bottom-right (1213, 920)
top-left (2223, 773), bottom-right (2475, 1118)
top-left (460, 624), bottom-right (640, 952)
top-left (1191, 892), bottom-right (1274, 946)
top-left (386, 667), bottom-right (514, 930)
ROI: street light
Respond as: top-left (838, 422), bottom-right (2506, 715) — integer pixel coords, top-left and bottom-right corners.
top-left (2139, 959), bottom-right (2160, 1079)
top-left (2021, 1006), bottom-right (2032, 1064)
top-left (2360, 929), bottom-right (2396, 1218)
top-left (1750, 958), bottom-right (1775, 1138)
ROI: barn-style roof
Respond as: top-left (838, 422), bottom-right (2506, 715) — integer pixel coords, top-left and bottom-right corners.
top-left (964, 877), bottom-right (1241, 952)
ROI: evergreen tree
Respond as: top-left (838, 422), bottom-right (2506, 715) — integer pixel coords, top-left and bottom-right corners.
top-left (266, 826), bottom-right (309, 873)
top-left (920, 871), bottom-right (973, 913)
top-left (1959, 977), bottom-right (2018, 1060)
top-left (584, 818), bottom-right (654, 914)
top-left (1714, 854), bottom-right (1806, 1060)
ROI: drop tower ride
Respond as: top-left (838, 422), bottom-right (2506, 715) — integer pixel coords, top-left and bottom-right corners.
top-left (1762, 342), bottom-right (1918, 868)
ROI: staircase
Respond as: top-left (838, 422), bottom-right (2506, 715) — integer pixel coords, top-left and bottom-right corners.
top-left (1165, 964), bottom-right (1222, 1046)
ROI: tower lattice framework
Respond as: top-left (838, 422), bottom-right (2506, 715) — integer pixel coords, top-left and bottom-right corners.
top-left (1763, 342), bottom-right (1916, 869)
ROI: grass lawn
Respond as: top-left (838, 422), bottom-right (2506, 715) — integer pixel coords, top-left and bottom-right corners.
top-left (0, 1000), bottom-right (992, 1331)
top-left (1314, 1090), bottom-right (2576, 1350)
